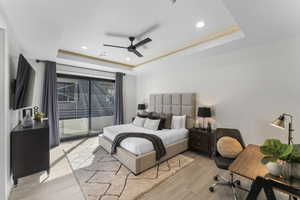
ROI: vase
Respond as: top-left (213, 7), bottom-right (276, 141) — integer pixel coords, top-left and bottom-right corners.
top-left (279, 161), bottom-right (300, 179)
top-left (22, 110), bottom-right (33, 128)
top-left (35, 116), bottom-right (42, 121)
top-left (280, 161), bottom-right (292, 180)
top-left (280, 161), bottom-right (293, 180)
top-left (291, 163), bottom-right (300, 179)
top-left (266, 162), bottom-right (281, 177)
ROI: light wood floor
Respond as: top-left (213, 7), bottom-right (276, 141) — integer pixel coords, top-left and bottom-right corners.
top-left (9, 137), bottom-right (289, 200)
top-left (138, 151), bottom-right (252, 200)
top-left (9, 139), bottom-right (85, 200)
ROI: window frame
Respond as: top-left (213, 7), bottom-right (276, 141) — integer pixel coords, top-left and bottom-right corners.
top-left (56, 73), bottom-right (116, 140)
top-left (57, 81), bottom-right (78, 103)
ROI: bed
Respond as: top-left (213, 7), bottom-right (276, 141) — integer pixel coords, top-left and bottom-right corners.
top-left (99, 93), bottom-right (196, 175)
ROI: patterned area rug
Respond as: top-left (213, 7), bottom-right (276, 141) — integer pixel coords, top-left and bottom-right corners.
top-left (63, 138), bottom-right (194, 200)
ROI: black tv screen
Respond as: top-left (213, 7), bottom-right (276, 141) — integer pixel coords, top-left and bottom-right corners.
top-left (13, 54), bottom-right (36, 110)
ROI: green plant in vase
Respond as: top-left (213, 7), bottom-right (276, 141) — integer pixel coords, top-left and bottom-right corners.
top-left (34, 112), bottom-right (44, 121)
top-left (260, 139), bottom-right (300, 179)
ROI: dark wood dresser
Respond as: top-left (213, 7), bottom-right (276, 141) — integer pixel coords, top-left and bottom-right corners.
top-left (189, 128), bottom-right (215, 157)
top-left (11, 120), bottom-right (50, 185)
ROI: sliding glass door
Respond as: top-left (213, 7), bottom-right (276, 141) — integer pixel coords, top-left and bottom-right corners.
top-left (90, 79), bottom-right (115, 134)
top-left (57, 74), bottom-right (115, 140)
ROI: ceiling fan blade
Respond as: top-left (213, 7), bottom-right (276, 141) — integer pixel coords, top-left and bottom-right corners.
top-left (103, 44), bottom-right (127, 49)
top-left (135, 24), bottom-right (159, 49)
top-left (133, 38), bottom-right (152, 48)
top-left (136, 24), bottom-right (160, 39)
top-left (133, 50), bottom-right (143, 57)
top-left (105, 32), bottom-right (130, 38)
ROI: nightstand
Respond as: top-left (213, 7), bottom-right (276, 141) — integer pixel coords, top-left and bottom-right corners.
top-left (189, 128), bottom-right (215, 157)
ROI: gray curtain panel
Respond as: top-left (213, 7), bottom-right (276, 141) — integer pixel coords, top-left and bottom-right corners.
top-left (42, 61), bottom-right (59, 148)
top-left (114, 72), bottom-right (124, 125)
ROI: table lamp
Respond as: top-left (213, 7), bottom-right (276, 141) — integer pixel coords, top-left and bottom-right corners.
top-left (270, 113), bottom-right (294, 145)
top-left (137, 104), bottom-right (146, 114)
top-left (198, 107), bottom-right (212, 130)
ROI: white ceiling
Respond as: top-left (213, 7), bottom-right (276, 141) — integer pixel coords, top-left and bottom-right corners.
top-left (1, 0), bottom-right (300, 70)
top-left (0, 0), bottom-right (238, 65)
top-left (177, 0), bottom-right (300, 64)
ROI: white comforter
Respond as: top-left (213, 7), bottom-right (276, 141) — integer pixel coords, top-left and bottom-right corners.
top-left (102, 124), bottom-right (188, 155)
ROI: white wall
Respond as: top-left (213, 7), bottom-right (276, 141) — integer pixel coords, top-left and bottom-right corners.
top-left (136, 36), bottom-right (300, 145)
top-left (0, 11), bottom-right (21, 200)
top-left (123, 74), bottom-right (137, 123)
top-left (0, 26), bottom-right (9, 200)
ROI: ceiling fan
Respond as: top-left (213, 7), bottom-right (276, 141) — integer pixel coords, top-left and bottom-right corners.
top-left (103, 37), bottom-right (152, 57)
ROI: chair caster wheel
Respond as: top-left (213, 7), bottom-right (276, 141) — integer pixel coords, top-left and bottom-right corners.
top-left (209, 187), bottom-right (214, 192)
top-left (236, 180), bottom-right (241, 186)
top-left (214, 176), bottom-right (218, 181)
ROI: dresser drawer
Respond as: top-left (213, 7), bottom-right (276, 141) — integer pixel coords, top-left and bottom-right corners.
top-left (190, 133), bottom-right (210, 142)
top-left (189, 133), bottom-right (201, 141)
top-left (189, 140), bottom-right (209, 151)
top-left (188, 129), bottom-right (215, 157)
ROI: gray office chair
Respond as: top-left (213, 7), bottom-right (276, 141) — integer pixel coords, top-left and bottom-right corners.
top-left (209, 128), bottom-right (248, 199)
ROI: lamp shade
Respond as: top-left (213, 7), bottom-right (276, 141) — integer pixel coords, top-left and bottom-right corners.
top-left (138, 104), bottom-right (146, 110)
top-left (197, 107), bottom-right (211, 118)
top-left (271, 115), bottom-right (285, 129)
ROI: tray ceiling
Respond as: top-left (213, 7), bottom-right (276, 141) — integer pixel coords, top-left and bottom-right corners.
top-left (0, 0), bottom-right (240, 67)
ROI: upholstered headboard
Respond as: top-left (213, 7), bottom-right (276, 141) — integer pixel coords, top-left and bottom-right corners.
top-left (149, 93), bottom-right (196, 128)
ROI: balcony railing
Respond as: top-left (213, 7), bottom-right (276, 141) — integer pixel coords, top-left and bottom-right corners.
top-left (58, 107), bottom-right (113, 120)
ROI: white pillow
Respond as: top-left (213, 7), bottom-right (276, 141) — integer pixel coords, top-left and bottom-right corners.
top-left (144, 118), bottom-right (160, 130)
top-left (171, 115), bottom-right (186, 129)
top-left (132, 116), bottom-right (146, 127)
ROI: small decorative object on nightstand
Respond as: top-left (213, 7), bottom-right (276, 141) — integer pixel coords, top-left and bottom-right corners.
top-left (22, 108), bottom-right (33, 128)
top-left (189, 128), bottom-right (215, 157)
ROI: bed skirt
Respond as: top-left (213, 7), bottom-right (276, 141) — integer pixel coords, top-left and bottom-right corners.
top-left (99, 135), bottom-right (189, 175)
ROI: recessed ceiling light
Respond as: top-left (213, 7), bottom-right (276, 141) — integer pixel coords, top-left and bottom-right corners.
top-left (81, 46), bottom-right (88, 50)
top-left (196, 21), bottom-right (205, 29)
top-left (126, 57), bottom-right (131, 61)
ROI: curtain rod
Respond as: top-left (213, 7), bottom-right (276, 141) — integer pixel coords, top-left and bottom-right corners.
top-left (35, 59), bottom-right (126, 76)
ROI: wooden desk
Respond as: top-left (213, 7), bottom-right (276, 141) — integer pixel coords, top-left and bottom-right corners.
top-left (229, 144), bottom-right (268, 180)
top-left (229, 144), bottom-right (300, 198)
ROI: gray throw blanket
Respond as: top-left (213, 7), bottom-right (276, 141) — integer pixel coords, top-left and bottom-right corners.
top-left (111, 132), bottom-right (166, 161)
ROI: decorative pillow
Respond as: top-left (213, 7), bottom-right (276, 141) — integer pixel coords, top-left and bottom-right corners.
top-left (132, 116), bottom-right (146, 127)
top-left (171, 115), bottom-right (186, 129)
top-left (217, 136), bottom-right (243, 159)
top-left (137, 112), bottom-right (150, 118)
top-left (161, 113), bottom-right (173, 129)
top-left (147, 112), bottom-right (166, 130)
top-left (144, 118), bottom-right (161, 130)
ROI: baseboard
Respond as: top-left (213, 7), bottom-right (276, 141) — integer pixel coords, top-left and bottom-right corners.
top-left (6, 176), bottom-right (13, 200)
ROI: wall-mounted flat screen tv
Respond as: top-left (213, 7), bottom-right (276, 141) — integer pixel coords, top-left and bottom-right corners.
top-left (13, 54), bottom-right (36, 110)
